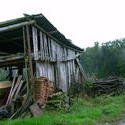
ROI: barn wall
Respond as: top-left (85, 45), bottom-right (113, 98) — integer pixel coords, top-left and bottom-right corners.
top-left (32, 26), bottom-right (82, 91)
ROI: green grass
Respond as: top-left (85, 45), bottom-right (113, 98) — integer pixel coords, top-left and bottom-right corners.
top-left (2, 94), bottom-right (125, 125)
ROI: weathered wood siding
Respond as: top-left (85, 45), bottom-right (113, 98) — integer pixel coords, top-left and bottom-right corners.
top-left (32, 26), bottom-right (82, 91)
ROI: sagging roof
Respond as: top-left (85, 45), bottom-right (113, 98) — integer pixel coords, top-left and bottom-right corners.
top-left (0, 14), bottom-right (83, 52)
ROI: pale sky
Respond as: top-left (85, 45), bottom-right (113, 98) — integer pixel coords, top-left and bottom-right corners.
top-left (1, 0), bottom-right (125, 48)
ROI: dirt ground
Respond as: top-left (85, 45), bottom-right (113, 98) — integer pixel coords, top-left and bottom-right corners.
top-left (104, 120), bottom-right (125, 125)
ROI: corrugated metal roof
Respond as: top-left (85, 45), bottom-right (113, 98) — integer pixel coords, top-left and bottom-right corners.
top-left (0, 13), bottom-right (83, 52)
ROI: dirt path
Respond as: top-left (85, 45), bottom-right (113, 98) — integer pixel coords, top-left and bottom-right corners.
top-left (104, 120), bottom-right (125, 125)
top-left (116, 121), bottom-right (125, 125)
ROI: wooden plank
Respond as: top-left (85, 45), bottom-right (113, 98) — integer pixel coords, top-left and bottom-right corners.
top-left (26, 25), bottom-right (34, 81)
top-left (40, 31), bottom-right (44, 60)
top-left (13, 80), bottom-right (24, 101)
top-left (0, 53), bottom-right (24, 59)
top-left (0, 54), bottom-right (24, 63)
top-left (0, 60), bottom-right (24, 67)
top-left (6, 71), bottom-right (18, 106)
top-left (72, 60), bottom-right (76, 78)
top-left (0, 57), bottom-right (24, 63)
top-left (47, 37), bottom-right (51, 60)
top-left (32, 26), bottom-right (39, 60)
top-left (7, 75), bottom-right (22, 106)
top-left (0, 21), bottom-right (35, 32)
top-left (55, 62), bottom-right (59, 88)
top-left (48, 38), bottom-right (52, 60)
top-left (76, 58), bottom-right (87, 81)
top-left (64, 48), bottom-right (67, 61)
top-left (56, 44), bottom-right (61, 61)
top-left (58, 62), bottom-right (67, 91)
top-left (51, 40), bottom-right (56, 61)
top-left (43, 33), bottom-right (48, 60)
top-left (68, 61), bottom-right (71, 88)
top-left (23, 26), bottom-right (30, 93)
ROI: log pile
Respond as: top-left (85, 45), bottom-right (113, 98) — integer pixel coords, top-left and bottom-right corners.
top-left (34, 77), bottom-right (71, 111)
top-left (35, 77), bottom-right (54, 106)
top-left (93, 78), bottom-right (125, 96)
top-left (46, 91), bottom-right (70, 111)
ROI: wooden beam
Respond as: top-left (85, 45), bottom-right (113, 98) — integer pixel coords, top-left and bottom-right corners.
top-left (76, 58), bottom-right (87, 81)
top-left (32, 27), bottom-right (39, 60)
top-left (23, 25), bottom-right (34, 92)
top-left (23, 26), bottom-right (30, 93)
top-left (0, 53), bottom-right (24, 60)
top-left (0, 51), bottom-right (9, 55)
top-left (0, 59), bottom-right (24, 67)
top-left (0, 57), bottom-right (24, 63)
top-left (26, 25), bottom-right (34, 80)
top-left (0, 20), bottom-right (35, 32)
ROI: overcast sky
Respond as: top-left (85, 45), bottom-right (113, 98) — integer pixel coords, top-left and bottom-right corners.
top-left (1, 0), bottom-right (125, 48)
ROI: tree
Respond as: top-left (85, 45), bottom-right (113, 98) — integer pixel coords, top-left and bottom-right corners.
top-left (80, 39), bottom-right (125, 78)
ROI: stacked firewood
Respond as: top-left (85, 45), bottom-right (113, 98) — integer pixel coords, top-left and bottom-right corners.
top-left (93, 78), bottom-right (125, 96)
top-left (46, 91), bottom-right (70, 112)
top-left (35, 77), bottom-right (54, 105)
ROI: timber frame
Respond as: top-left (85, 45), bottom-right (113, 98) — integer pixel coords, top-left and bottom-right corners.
top-left (0, 14), bottom-right (86, 92)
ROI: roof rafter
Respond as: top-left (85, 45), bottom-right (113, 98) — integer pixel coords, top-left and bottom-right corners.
top-left (0, 20), bottom-right (35, 32)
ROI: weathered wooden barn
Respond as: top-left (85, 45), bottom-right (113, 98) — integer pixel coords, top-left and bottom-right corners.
top-left (0, 14), bottom-right (86, 92)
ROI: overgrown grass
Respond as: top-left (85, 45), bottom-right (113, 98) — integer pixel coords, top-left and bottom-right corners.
top-left (2, 94), bottom-right (125, 125)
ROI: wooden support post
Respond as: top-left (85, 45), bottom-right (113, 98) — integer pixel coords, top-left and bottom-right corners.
top-left (26, 25), bottom-right (34, 80)
top-left (23, 25), bottom-right (34, 92)
top-left (76, 58), bottom-right (87, 81)
top-left (23, 26), bottom-right (30, 92)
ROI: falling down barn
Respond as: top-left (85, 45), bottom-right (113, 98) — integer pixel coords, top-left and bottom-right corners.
top-left (0, 14), bottom-right (86, 107)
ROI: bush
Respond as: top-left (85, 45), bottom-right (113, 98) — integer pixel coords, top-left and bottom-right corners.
top-left (0, 68), bottom-right (9, 81)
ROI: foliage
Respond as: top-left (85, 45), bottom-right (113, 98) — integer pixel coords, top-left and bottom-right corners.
top-left (2, 95), bottom-right (125, 125)
top-left (0, 68), bottom-right (9, 81)
top-left (80, 39), bottom-right (125, 78)
top-left (83, 76), bottom-right (96, 96)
